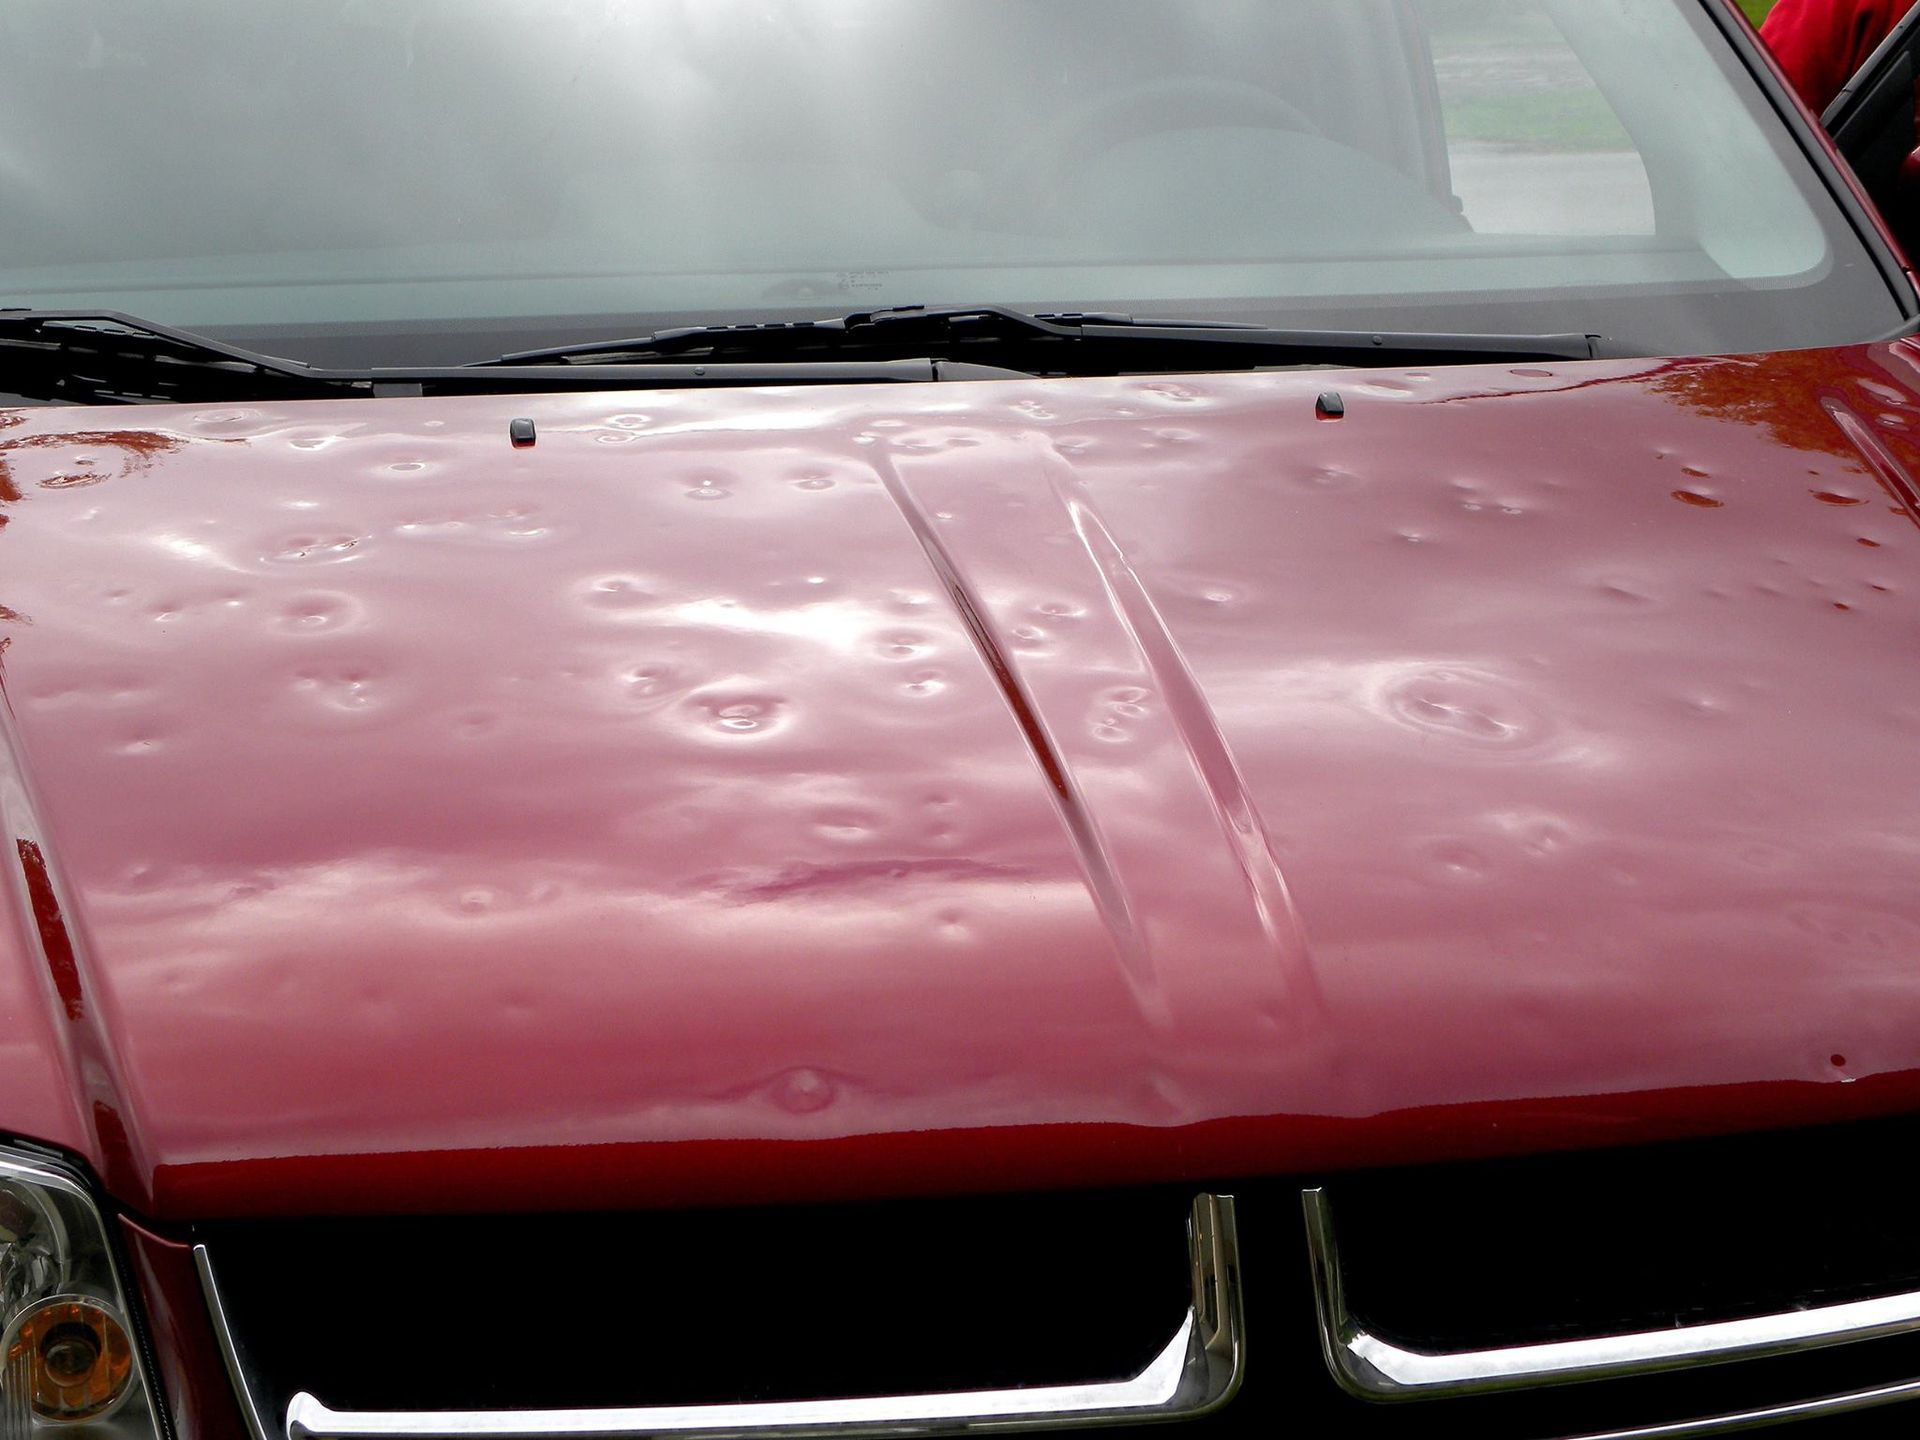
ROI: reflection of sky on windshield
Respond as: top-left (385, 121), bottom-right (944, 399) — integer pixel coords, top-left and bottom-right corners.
top-left (1, 0), bottom-right (1882, 355)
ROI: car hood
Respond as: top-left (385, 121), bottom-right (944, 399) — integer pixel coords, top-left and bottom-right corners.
top-left (6, 346), bottom-right (1920, 1219)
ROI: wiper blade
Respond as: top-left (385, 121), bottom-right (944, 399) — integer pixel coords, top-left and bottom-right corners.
top-left (482, 304), bottom-right (1603, 372)
top-left (0, 309), bottom-right (1023, 405)
top-left (0, 308), bottom-right (348, 404)
top-left (0, 306), bottom-right (1600, 406)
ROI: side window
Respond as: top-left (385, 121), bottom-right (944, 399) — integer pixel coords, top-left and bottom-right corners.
top-left (1826, 1), bottom-right (1920, 257)
top-left (1419, 0), bottom-right (1656, 235)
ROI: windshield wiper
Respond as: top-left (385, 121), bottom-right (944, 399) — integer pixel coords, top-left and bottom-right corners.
top-left (1, 308), bottom-right (348, 404)
top-left (481, 304), bottom-right (1604, 372)
top-left (0, 309), bottom-right (1019, 405)
top-left (1, 305), bottom-right (1602, 407)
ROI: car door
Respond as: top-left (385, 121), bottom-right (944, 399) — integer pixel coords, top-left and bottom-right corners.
top-left (1825, 0), bottom-right (1920, 252)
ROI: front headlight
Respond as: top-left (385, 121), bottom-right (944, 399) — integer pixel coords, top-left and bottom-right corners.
top-left (0, 1151), bottom-right (160, 1440)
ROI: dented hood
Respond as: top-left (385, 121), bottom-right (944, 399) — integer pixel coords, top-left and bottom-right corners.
top-left (6, 347), bottom-right (1920, 1219)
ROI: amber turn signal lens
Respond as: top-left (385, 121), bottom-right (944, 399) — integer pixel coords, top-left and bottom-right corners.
top-left (3, 1298), bottom-right (133, 1422)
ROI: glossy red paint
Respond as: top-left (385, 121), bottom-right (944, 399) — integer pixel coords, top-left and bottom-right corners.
top-left (118, 1216), bottom-right (251, 1440)
top-left (6, 348), bottom-right (1920, 1220)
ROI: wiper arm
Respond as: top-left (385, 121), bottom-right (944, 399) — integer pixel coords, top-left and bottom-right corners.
top-left (0, 308), bottom-right (350, 404)
top-left (0, 309), bottom-right (1022, 406)
top-left (1, 305), bottom-right (1600, 406)
top-left (482, 304), bottom-right (1604, 372)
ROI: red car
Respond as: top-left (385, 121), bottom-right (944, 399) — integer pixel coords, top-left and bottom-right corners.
top-left (5, 1), bottom-right (1920, 1437)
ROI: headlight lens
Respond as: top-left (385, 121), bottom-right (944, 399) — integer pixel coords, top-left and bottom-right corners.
top-left (0, 1153), bottom-right (160, 1439)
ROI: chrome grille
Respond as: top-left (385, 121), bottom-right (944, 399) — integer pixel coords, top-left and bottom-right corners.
top-left (187, 1113), bottom-right (1920, 1439)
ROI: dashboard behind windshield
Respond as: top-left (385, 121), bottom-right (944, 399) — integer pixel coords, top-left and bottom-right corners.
top-left (0, 0), bottom-right (1904, 365)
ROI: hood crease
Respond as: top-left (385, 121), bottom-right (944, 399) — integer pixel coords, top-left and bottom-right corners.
top-left (868, 443), bottom-right (1158, 1014)
top-left (1050, 462), bottom-right (1323, 1019)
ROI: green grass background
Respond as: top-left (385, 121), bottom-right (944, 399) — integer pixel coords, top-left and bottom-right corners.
top-left (1438, 0), bottom-right (1780, 149)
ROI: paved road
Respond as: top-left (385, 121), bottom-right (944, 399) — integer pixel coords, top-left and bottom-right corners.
top-left (1449, 144), bottom-right (1656, 235)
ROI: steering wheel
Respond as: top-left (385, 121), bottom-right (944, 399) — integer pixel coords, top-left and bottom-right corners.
top-left (999, 75), bottom-right (1323, 220)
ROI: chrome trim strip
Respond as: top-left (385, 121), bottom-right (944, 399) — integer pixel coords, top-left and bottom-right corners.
top-left (1565, 1373), bottom-right (1920, 1440)
top-left (271, 1193), bottom-right (1238, 1440)
top-left (1303, 1186), bottom-right (1920, 1400)
top-left (194, 1244), bottom-right (276, 1440)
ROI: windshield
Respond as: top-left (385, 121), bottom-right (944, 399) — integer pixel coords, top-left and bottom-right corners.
top-left (0, 0), bottom-right (1904, 367)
